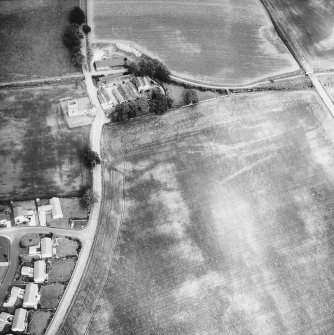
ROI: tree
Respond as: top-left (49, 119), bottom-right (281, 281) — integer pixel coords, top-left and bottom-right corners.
top-left (72, 51), bottom-right (85, 68)
top-left (150, 90), bottom-right (168, 115)
top-left (184, 89), bottom-right (199, 105)
top-left (85, 149), bottom-right (101, 167)
top-left (82, 24), bottom-right (91, 34)
top-left (63, 24), bottom-right (81, 48)
top-left (69, 6), bottom-right (86, 25)
top-left (81, 189), bottom-right (98, 209)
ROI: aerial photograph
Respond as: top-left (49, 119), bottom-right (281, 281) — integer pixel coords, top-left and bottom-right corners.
top-left (0, 0), bottom-right (333, 334)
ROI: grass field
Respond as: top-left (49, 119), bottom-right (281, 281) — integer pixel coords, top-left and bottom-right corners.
top-left (48, 259), bottom-right (75, 283)
top-left (92, 0), bottom-right (298, 85)
top-left (40, 284), bottom-right (65, 309)
top-left (0, 0), bottom-right (79, 82)
top-left (29, 310), bottom-right (52, 335)
top-left (0, 83), bottom-right (91, 200)
top-left (55, 237), bottom-right (80, 258)
top-left (264, 0), bottom-right (334, 71)
top-left (83, 90), bottom-right (334, 335)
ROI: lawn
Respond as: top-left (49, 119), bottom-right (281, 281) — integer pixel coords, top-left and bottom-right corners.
top-left (0, 83), bottom-right (91, 200)
top-left (92, 0), bottom-right (298, 85)
top-left (40, 284), bottom-right (65, 309)
top-left (81, 90), bottom-right (334, 335)
top-left (0, 0), bottom-right (79, 82)
top-left (263, 0), bottom-right (334, 71)
top-left (29, 310), bottom-right (52, 335)
top-left (48, 259), bottom-right (76, 283)
top-left (55, 237), bottom-right (80, 258)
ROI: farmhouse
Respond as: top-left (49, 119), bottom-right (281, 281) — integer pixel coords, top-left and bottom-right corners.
top-left (23, 283), bottom-right (40, 309)
top-left (11, 308), bottom-right (28, 333)
top-left (3, 287), bottom-right (25, 308)
top-left (0, 312), bottom-right (13, 332)
top-left (65, 97), bottom-right (96, 118)
top-left (33, 260), bottom-right (47, 284)
top-left (94, 58), bottom-right (125, 71)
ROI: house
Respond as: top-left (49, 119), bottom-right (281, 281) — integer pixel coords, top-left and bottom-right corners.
top-left (0, 212), bottom-right (11, 228)
top-left (29, 242), bottom-right (41, 256)
top-left (11, 308), bottom-right (28, 333)
top-left (13, 207), bottom-right (26, 225)
top-left (21, 266), bottom-right (34, 278)
top-left (94, 58), bottom-right (125, 72)
top-left (3, 287), bottom-right (25, 308)
top-left (33, 260), bottom-right (47, 283)
top-left (23, 283), bottom-right (40, 309)
top-left (0, 312), bottom-right (13, 332)
top-left (50, 197), bottom-right (63, 219)
top-left (41, 237), bottom-right (53, 259)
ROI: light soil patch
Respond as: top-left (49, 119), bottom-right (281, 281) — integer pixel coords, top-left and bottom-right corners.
top-left (92, 0), bottom-right (298, 85)
top-left (85, 90), bottom-right (334, 335)
top-left (29, 310), bottom-right (52, 335)
top-left (0, 84), bottom-right (91, 200)
top-left (40, 284), bottom-right (65, 309)
top-left (48, 259), bottom-right (76, 283)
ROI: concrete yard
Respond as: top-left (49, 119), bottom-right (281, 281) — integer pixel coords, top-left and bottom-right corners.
top-left (86, 90), bottom-right (334, 335)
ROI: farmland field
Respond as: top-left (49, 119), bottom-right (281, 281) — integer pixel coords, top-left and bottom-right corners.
top-left (92, 0), bottom-right (299, 85)
top-left (0, 0), bottom-right (79, 82)
top-left (82, 90), bottom-right (334, 335)
top-left (263, 0), bottom-right (334, 71)
top-left (0, 83), bottom-right (91, 200)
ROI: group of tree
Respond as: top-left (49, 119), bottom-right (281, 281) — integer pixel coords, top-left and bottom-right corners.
top-left (63, 6), bottom-right (91, 68)
top-left (183, 89), bottom-right (199, 105)
top-left (149, 89), bottom-right (173, 115)
top-left (112, 97), bottom-right (150, 122)
top-left (81, 188), bottom-right (98, 209)
top-left (127, 55), bottom-right (171, 82)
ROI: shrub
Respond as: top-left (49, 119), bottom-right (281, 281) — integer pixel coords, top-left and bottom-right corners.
top-left (184, 89), bottom-right (199, 105)
top-left (69, 6), bottom-right (86, 25)
top-left (85, 149), bottom-right (101, 167)
top-left (81, 189), bottom-right (98, 209)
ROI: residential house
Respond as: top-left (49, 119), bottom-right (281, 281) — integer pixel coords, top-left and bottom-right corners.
top-left (50, 197), bottom-right (63, 219)
top-left (41, 237), bottom-right (53, 259)
top-left (23, 283), bottom-right (40, 309)
top-left (0, 312), bottom-right (13, 332)
top-left (0, 212), bottom-right (11, 228)
top-left (33, 260), bottom-right (47, 284)
top-left (13, 207), bottom-right (26, 225)
top-left (3, 287), bottom-right (25, 308)
top-left (21, 266), bottom-right (33, 278)
top-left (11, 308), bottom-right (28, 333)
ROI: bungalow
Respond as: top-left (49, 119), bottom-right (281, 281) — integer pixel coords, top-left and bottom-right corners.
top-left (29, 242), bottom-right (41, 256)
top-left (41, 237), bottom-right (53, 259)
top-left (50, 197), bottom-right (63, 219)
top-left (13, 207), bottom-right (26, 225)
top-left (23, 283), bottom-right (40, 309)
top-left (11, 308), bottom-right (28, 333)
top-left (0, 312), bottom-right (13, 332)
top-left (33, 260), bottom-right (47, 284)
top-left (94, 58), bottom-right (125, 72)
top-left (0, 212), bottom-right (11, 228)
top-left (3, 287), bottom-right (25, 308)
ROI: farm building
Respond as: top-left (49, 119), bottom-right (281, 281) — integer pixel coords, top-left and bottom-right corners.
top-left (33, 260), bottom-right (47, 284)
top-left (21, 266), bottom-right (33, 278)
top-left (94, 58), bottom-right (125, 71)
top-left (50, 197), bottom-right (63, 219)
top-left (23, 283), bottom-right (40, 309)
top-left (11, 308), bottom-right (28, 333)
top-left (65, 97), bottom-right (95, 118)
top-left (0, 312), bottom-right (13, 332)
top-left (3, 287), bottom-right (24, 308)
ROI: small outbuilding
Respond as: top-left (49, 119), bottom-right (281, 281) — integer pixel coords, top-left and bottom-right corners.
top-left (33, 260), bottom-right (47, 284)
top-left (11, 308), bottom-right (28, 333)
top-left (21, 266), bottom-right (34, 278)
top-left (23, 283), bottom-right (40, 309)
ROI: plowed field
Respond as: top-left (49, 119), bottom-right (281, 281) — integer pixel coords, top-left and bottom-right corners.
top-left (77, 90), bottom-right (334, 335)
top-left (92, 0), bottom-right (298, 85)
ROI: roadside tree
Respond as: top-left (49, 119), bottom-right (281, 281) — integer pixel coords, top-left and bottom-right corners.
top-left (184, 89), bottom-right (199, 105)
top-left (72, 51), bottom-right (85, 68)
top-left (63, 24), bottom-right (81, 48)
top-left (82, 24), bottom-right (91, 34)
top-left (69, 6), bottom-right (86, 25)
top-left (81, 189), bottom-right (98, 209)
top-left (85, 149), bottom-right (101, 167)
